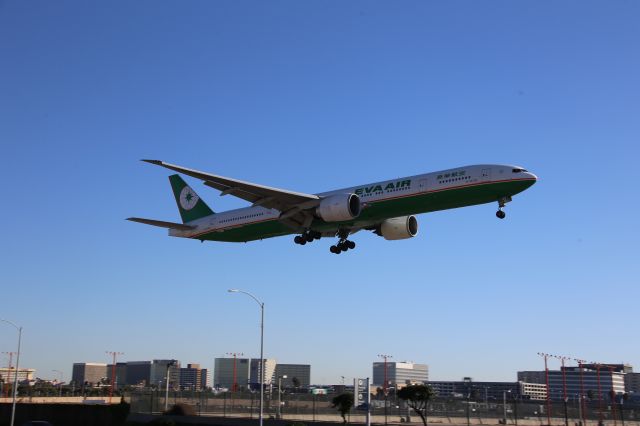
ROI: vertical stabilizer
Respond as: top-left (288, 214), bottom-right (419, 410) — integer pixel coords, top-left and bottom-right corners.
top-left (168, 174), bottom-right (214, 223)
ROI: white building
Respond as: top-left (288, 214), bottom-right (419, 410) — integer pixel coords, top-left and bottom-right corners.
top-left (373, 361), bottom-right (428, 387)
top-left (0, 367), bottom-right (36, 384)
top-left (251, 359), bottom-right (277, 387)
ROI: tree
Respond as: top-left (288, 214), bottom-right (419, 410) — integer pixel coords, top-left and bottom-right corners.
top-left (397, 384), bottom-right (435, 426)
top-left (332, 392), bottom-right (354, 424)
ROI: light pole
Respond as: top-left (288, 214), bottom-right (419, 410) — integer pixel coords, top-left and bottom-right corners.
top-left (105, 351), bottom-right (124, 404)
top-left (464, 377), bottom-right (472, 426)
top-left (52, 370), bottom-right (63, 397)
top-left (1, 352), bottom-right (16, 398)
top-left (575, 358), bottom-right (587, 426)
top-left (277, 374), bottom-right (287, 419)
top-left (228, 289), bottom-right (264, 426)
top-left (226, 352), bottom-right (244, 392)
top-left (553, 355), bottom-right (571, 426)
top-left (164, 359), bottom-right (177, 412)
top-left (378, 354), bottom-right (393, 426)
top-left (503, 390), bottom-right (512, 425)
top-left (537, 352), bottom-right (553, 426)
top-left (1, 319), bottom-right (22, 426)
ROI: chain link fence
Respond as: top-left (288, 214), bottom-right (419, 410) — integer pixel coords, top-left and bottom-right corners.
top-left (129, 391), bottom-right (640, 424)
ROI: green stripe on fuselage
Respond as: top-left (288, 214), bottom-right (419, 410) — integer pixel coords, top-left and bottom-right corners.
top-left (193, 179), bottom-right (535, 243)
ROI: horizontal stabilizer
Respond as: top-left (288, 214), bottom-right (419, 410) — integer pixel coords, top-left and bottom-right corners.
top-left (126, 217), bottom-right (195, 231)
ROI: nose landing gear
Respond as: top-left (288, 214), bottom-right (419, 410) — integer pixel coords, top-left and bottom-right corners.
top-left (496, 196), bottom-right (511, 219)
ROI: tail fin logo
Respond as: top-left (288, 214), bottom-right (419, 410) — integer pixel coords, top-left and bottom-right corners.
top-left (179, 186), bottom-right (199, 210)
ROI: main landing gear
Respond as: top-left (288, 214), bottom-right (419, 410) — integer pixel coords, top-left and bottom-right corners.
top-left (496, 196), bottom-right (511, 219)
top-left (330, 230), bottom-right (356, 254)
top-left (330, 240), bottom-right (355, 254)
top-left (294, 230), bottom-right (322, 245)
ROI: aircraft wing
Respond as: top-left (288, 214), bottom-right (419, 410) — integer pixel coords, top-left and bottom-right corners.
top-left (142, 160), bottom-right (320, 214)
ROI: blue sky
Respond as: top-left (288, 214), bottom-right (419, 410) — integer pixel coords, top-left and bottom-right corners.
top-left (1, 1), bottom-right (639, 385)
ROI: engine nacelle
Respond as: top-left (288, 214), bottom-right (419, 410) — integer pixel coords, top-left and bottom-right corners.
top-left (378, 215), bottom-right (419, 240)
top-left (316, 193), bottom-right (361, 222)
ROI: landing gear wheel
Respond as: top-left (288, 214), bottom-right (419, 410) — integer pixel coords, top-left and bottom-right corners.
top-left (330, 245), bottom-right (340, 254)
top-left (294, 235), bottom-right (304, 244)
top-left (347, 240), bottom-right (356, 249)
top-left (305, 233), bottom-right (314, 242)
top-left (496, 210), bottom-right (506, 219)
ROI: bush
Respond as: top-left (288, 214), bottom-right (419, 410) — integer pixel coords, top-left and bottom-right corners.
top-left (162, 404), bottom-right (196, 416)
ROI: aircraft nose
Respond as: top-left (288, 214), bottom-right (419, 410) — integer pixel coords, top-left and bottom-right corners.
top-left (526, 171), bottom-right (538, 182)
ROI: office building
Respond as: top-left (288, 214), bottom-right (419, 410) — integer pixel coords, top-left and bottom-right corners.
top-left (251, 359), bottom-right (277, 387)
top-left (275, 364), bottom-right (311, 389)
top-left (180, 363), bottom-right (208, 390)
top-left (214, 357), bottom-right (250, 390)
top-left (625, 372), bottom-right (640, 393)
top-left (150, 359), bottom-right (181, 389)
top-left (428, 380), bottom-right (518, 400)
top-left (105, 362), bottom-right (127, 389)
top-left (71, 363), bottom-right (107, 386)
top-left (520, 382), bottom-right (548, 400)
top-left (373, 361), bottom-right (428, 387)
top-left (518, 364), bottom-right (626, 400)
top-left (126, 361), bottom-right (152, 386)
top-left (428, 380), bottom-right (546, 401)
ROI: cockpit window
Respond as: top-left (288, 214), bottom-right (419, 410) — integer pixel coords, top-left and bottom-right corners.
top-left (512, 168), bottom-right (527, 173)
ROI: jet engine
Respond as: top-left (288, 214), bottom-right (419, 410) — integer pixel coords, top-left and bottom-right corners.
top-left (316, 193), bottom-right (361, 222)
top-left (376, 215), bottom-right (419, 240)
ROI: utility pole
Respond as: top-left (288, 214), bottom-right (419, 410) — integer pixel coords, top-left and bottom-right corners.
top-left (105, 351), bottom-right (124, 404)
top-left (378, 354), bottom-right (393, 426)
top-left (537, 353), bottom-right (553, 426)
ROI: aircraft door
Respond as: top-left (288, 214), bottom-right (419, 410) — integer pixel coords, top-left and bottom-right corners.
top-left (481, 168), bottom-right (491, 181)
top-left (419, 178), bottom-right (428, 192)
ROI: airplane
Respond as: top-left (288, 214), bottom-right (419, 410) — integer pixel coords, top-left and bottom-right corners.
top-left (128, 160), bottom-right (537, 254)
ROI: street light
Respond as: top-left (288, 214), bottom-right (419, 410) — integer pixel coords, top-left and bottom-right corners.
top-left (464, 377), bottom-right (472, 426)
top-left (1, 319), bottom-right (22, 426)
top-left (164, 359), bottom-right (177, 412)
top-left (228, 289), bottom-right (265, 426)
top-left (52, 370), bottom-right (63, 397)
top-left (503, 389), bottom-right (512, 425)
top-left (277, 374), bottom-right (287, 419)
